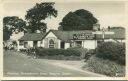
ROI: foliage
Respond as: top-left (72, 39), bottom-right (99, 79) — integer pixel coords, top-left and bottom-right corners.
top-left (19, 49), bottom-right (27, 53)
top-left (35, 48), bottom-right (81, 60)
top-left (59, 9), bottom-right (98, 31)
top-left (67, 47), bottom-right (88, 59)
top-left (3, 29), bottom-right (11, 41)
top-left (83, 55), bottom-right (125, 77)
top-left (25, 2), bottom-right (57, 33)
top-left (3, 16), bottom-right (26, 41)
top-left (95, 42), bottom-right (125, 65)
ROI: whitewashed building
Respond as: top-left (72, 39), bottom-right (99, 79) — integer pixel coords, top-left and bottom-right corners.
top-left (17, 27), bottom-right (125, 51)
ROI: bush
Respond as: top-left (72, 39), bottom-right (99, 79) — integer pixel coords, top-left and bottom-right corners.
top-left (36, 48), bottom-right (81, 60)
top-left (20, 49), bottom-right (27, 52)
top-left (84, 49), bottom-right (95, 62)
top-left (67, 47), bottom-right (88, 59)
top-left (83, 55), bottom-right (125, 77)
top-left (95, 42), bottom-right (125, 65)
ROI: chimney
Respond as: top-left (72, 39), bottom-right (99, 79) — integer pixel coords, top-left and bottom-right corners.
top-left (108, 26), bottom-right (111, 31)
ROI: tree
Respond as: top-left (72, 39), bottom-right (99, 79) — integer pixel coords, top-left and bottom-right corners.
top-left (25, 2), bottom-right (57, 33)
top-left (59, 9), bottom-right (98, 31)
top-left (3, 16), bottom-right (26, 41)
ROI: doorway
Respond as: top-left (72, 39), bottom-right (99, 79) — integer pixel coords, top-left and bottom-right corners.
top-left (61, 41), bottom-right (65, 49)
top-left (33, 41), bottom-right (38, 47)
top-left (49, 39), bottom-right (55, 48)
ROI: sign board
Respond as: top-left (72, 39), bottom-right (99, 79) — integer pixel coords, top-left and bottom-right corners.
top-left (72, 33), bottom-right (95, 40)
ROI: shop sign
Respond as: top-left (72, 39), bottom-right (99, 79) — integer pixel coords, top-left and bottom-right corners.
top-left (72, 33), bottom-right (95, 40)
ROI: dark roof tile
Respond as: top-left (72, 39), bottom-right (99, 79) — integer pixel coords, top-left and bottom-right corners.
top-left (19, 33), bottom-right (46, 41)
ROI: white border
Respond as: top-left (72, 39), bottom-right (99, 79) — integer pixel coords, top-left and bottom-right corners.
top-left (0, 0), bottom-right (128, 80)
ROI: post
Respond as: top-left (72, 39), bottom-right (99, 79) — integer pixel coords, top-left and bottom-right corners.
top-left (102, 27), bottom-right (105, 42)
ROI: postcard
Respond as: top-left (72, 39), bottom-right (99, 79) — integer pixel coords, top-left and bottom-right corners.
top-left (1, 0), bottom-right (128, 80)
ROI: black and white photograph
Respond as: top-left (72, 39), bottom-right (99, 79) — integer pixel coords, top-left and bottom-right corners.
top-left (2, 0), bottom-right (126, 78)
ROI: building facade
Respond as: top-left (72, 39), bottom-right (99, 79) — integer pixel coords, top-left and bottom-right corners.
top-left (18, 28), bottom-right (125, 51)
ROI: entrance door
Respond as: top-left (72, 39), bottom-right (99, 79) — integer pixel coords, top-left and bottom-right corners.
top-left (33, 41), bottom-right (38, 47)
top-left (49, 39), bottom-right (55, 48)
top-left (61, 41), bottom-right (65, 49)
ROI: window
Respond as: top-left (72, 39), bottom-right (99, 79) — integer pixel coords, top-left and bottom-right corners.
top-left (70, 42), bottom-right (74, 47)
top-left (24, 42), bottom-right (28, 48)
top-left (61, 41), bottom-right (65, 49)
top-left (19, 41), bottom-right (24, 46)
top-left (49, 39), bottom-right (54, 48)
top-left (75, 41), bottom-right (82, 47)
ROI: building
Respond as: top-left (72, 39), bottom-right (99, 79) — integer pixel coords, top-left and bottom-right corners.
top-left (17, 28), bottom-right (125, 51)
top-left (4, 31), bottom-right (24, 50)
top-left (96, 27), bottom-right (125, 42)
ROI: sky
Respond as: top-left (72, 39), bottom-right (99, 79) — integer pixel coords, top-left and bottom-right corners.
top-left (2, 0), bottom-right (127, 30)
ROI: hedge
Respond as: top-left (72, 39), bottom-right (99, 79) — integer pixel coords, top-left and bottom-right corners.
top-left (95, 42), bottom-right (125, 65)
top-left (35, 47), bottom-right (82, 60)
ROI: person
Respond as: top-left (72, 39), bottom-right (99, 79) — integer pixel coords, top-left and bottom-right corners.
top-left (26, 45), bottom-right (31, 56)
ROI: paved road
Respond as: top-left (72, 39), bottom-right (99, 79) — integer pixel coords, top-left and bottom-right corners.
top-left (3, 51), bottom-right (104, 77)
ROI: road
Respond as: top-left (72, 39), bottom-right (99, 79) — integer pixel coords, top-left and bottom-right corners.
top-left (3, 51), bottom-right (104, 77)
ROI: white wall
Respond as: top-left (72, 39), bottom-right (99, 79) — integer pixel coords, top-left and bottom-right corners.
top-left (41, 40), bottom-right (45, 47)
top-left (17, 41), bottom-right (33, 51)
top-left (104, 39), bottom-right (125, 43)
top-left (117, 39), bottom-right (125, 43)
top-left (37, 41), bottom-right (42, 47)
top-left (65, 43), bottom-right (70, 49)
top-left (42, 32), bottom-right (61, 49)
top-left (83, 40), bottom-right (97, 49)
top-left (28, 41), bottom-right (33, 47)
top-left (58, 40), bottom-right (61, 49)
top-left (17, 41), bottom-right (24, 51)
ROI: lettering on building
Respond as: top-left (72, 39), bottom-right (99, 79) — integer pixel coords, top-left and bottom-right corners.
top-left (72, 33), bottom-right (95, 40)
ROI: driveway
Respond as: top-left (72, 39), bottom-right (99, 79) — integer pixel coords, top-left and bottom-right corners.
top-left (3, 51), bottom-right (105, 77)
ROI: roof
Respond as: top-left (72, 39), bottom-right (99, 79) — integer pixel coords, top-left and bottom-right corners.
top-left (51, 28), bottom-right (125, 41)
top-left (96, 28), bottom-right (125, 39)
top-left (19, 33), bottom-right (46, 41)
top-left (51, 30), bottom-right (70, 42)
top-left (19, 28), bottom-right (125, 42)
top-left (51, 30), bottom-right (94, 42)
